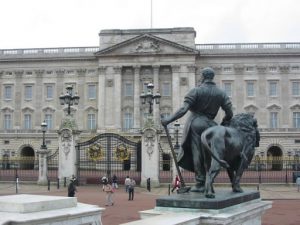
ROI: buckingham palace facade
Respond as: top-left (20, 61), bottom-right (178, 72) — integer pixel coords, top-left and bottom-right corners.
top-left (1, 27), bottom-right (300, 161)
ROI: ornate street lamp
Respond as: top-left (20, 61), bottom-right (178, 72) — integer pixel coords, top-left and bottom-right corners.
top-left (59, 85), bottom-right (80, 116)
top-left (140, 82), bottom-right (161, 114)
top-left (174, 121), bottom-right (180, 155)
top-left (41, 121), bottom-right (47, 149)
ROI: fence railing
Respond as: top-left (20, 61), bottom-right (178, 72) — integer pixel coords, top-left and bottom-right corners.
top-left (1, 157), bottom-right (300, 184)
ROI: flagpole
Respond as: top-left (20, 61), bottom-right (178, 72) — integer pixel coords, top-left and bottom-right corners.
top-left (150, 0), bottom-right (153, 28)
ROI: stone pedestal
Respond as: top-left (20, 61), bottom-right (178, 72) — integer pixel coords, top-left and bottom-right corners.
top-left (0, 194), bottom-right (104, 225)
top-left (140, 119), bottom-right (160, 188)
top-left (120, 189), bottom-right (272, 225)
top-left (37, 149), bottom-right (50, 185)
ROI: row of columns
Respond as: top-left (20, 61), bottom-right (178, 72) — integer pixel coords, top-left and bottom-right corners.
top-left (96, 64), bottom-right (196, 131)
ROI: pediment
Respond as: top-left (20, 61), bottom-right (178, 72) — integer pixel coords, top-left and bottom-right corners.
top-left (42, 106), bottom-right (56, 113)
top-left (290, 104), bottom-right (300, 110)
top-left (95, 34), bottom-right (198, 56)
top-left (1, 106), bottom-right (14, 112)
top-left (266, 104), bottom-right (281, 110)
top-left (22, 106), bottom-right (35, 113)
top-left (244, 104), bottom-right (258, 111)
top-left (84, 106), bottom-right (98, 112)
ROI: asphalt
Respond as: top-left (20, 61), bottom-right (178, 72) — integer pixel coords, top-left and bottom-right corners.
top-left (0, 182), bottom-right (300, 225)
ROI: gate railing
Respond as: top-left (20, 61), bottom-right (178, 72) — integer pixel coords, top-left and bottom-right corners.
top-left (159, 157), bottom-right (300, 184)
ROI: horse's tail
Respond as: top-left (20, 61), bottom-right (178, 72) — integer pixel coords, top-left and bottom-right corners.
top-left (201, 128), bottom-right (230, 169)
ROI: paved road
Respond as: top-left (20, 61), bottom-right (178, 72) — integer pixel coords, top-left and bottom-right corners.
top-left (0, 183), bottom-right (300, 225)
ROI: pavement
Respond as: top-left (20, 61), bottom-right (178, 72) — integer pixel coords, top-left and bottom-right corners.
top-left (0, 182), bottom-right (300, 225)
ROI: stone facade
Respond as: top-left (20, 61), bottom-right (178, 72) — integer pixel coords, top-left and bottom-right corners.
top-left (0, 27), bottom-right (300, 162)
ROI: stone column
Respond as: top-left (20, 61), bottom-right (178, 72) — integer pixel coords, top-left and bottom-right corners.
top-left (98, 66), bottom-right (106, 132)
top-left (113, 66), bottom-right (122, 130)
top-left (58, 116), bottom-right (81, 182)
top-left (153, 66), bottom-right (160, 126)
top-left (172, 65), bottom-right (181, 113)
top-left (140, 127), bottom-right (160, 188)
top-left (187, 65), bottom-right (196, 89)
top-left (133, 66), bottom-right (141, 129)
top-left (37, 148), bottom-right (50, 185)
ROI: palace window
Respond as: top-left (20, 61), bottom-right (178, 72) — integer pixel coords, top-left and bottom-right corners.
top-left (124, 83), bottom-right (133, 97)
top-left (24, 114), bottom-right (32, 129)
top-left (88, 84), bottom-right (96, 99)
top-left (45, 114), bottom-right (53, 129)
top-left (270, 112), bottom-right (278, 128)
top-left (269, 81), bottom-right (278, 97)
top-left (46, 85), bottom-right (54, 99)
top-left (4, 86), bottom-right (12, 100)
top-left (223, 82), bottom-right (232, 97)
top-left (124, 112), bottom-right (133, 130)
top-left (292, 81), bottom-right (300, 96)
top-left (293, 112), bottom-right (300, 128)
top-left (162, 83), bottom-right (171, 96)
top-left (25, 85), bottom-right (33, 100)
top-left (4, 114), bottom-right (12, 129)
top-left (246, 81), bottom-right (255, 97)
top-left (87, 113), bottom-right (96, 130)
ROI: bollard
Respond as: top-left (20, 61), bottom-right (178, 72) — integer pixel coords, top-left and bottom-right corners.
top-left (64, 177), bottom-right (67, 187)
top-left (57, 178), bottom-right (60, 189)
top-left (296, 177), bottom-right (300, 192)
top-left (48, 179), bottom-right (50, 191)
top-left (168, 184), bottom-right (171, 195)
top-left (15, 175), bottom-right (19, 194)
top-left (147, 178), bottom-right (151, 192)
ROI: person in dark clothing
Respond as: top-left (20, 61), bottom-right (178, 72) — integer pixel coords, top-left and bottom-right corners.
top-left (161, 67), bottom-right (233, 192)
top-left (68, 177), bottom-right (77, 197)
top-left (112, 174), bottom-right (118, 189)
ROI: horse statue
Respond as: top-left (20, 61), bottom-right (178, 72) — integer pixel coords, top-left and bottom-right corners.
top-left (200, 113), bottom-right (260, 198)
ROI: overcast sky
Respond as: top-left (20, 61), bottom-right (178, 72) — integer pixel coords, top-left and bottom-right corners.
top-left (0, 0), bottom-right (299, 49)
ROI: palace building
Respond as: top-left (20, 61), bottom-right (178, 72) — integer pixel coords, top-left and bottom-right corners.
top-left (1, 27), bottom-right (300, 164)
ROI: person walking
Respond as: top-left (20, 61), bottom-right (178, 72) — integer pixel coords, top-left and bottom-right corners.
top-left (124, 175), bottom-right (131, 192)
top-left (128, 178), bottom-right (136, 200)
top-left (68, 177), bottom-right (77, 197)
top-left (161, 67), bottom-right (233, 192)
top-left (112, 174), bottom-right (118, 189)
top-left (102, 176), bottom-right (114, 206)
top-left (171, 175), bottom-right (180, 193)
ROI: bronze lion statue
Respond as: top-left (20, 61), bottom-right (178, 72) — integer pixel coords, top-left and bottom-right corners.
top-left (201, 113), bottom-right (260, 198)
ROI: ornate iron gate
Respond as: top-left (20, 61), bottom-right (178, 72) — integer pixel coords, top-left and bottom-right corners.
top-left (76, 133), bottom-right (141, 185)
top-left (47, 149), bottom-right (59, 181)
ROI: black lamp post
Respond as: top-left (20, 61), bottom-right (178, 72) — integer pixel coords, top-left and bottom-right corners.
top-left (140, 82), bottom-right (161, 114)
top-left (59, 85), bottom-right (80, 115)
top-left (41, 121), bottom-right (47, 149)
top-left (174, 121), bottom-right (180, 155)
top-left (286, 151), bottom-right (292, 183)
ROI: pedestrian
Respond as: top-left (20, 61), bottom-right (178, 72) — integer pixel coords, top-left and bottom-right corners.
top-left (128, 178), bottom-right (136, 200)
top-left (68, 177), bottom-right (77, 197)
top-left (112, 174), bottom-right (118, 189)
top-left (124, 175), bottom-right (131, 192)
top-left (171, 175), bottom-right (180, 193)
top-left (101, 176), bottom-right (114, 206)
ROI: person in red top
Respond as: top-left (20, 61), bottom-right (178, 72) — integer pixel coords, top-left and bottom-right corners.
top-left (171, 175), bottom-right (180, 193)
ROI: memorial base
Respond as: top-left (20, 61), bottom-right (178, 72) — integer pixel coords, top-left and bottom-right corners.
top-left (0, 194), bottom-right (104, 225)
top-left (121, 189), bottom-right (272, 225)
